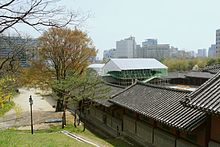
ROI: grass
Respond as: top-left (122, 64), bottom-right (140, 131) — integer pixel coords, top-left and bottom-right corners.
top-left (0, 101), bottom-right (15, 117)
top-left (0, 125), bottom-right (135, 147)
top-left (47, 124), bottom-right (137, 147)
top-left (0, 129), bottom-right (93, 147)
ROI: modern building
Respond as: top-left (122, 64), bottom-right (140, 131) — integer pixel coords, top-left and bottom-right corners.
top-left (197, 49), bottom-right (207, 57)
top-left (187, 51), bottom-right (196, 58)
top-left (216, 29), bottom-right (220, 57)
top-left (103, 48), bottom-right (116, 61)
top-left (88, 63), bottom-right (105, 76)
top-left (0, 36), bottom-right (38, 67)
top-left (142, 39), bottom-right (158, 46)
top-left (208, 44), bottom-right (216, 57)
top-left (115, 37), bottom-right (136, 58)
top-left (136, 44), bottom-right (170, 60)
top-left (102, 58), bottom-right (168, 85)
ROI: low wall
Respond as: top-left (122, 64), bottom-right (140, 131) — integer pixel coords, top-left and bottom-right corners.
top-left (176, 139), bottom-right (198, 147)
top-left (209, 141), bottom-right (220, 147)
top-left (136, 121), bottom-right (153, 144)
top-left (154, 129), bottom-right (175, 147)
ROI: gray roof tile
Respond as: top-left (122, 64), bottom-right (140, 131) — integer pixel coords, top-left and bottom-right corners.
top-left (182, 71), bottom-right (220, 114)
top-left (109, 83), bottom-right (206, 131)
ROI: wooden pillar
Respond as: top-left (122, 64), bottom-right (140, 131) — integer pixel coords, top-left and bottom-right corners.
top-left (152, 121), bottom-right (157, 144)
top-left (175, 129), bottom-right (180, 147)
top-left (205, 114), bottom-right (211, 147)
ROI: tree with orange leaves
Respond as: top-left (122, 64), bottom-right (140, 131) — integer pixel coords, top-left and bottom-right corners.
top-left (21, 27), bottom-right (97, 128)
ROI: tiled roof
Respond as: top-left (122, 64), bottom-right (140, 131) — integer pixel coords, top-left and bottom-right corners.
top-left (161, 72), bottom-right (186, 79)
top-left (201, 64), bottom-right (220, 74)
top-left (161, 71), bottom-right (214, 79)
top-left (94, 83), bottom-right (125, 107)
top-left (109, 83), bottom-right (206, 131)
top-left (185, 71), bottom-right (214, 79)
top-left (181, 71), bottom-right (220, 115)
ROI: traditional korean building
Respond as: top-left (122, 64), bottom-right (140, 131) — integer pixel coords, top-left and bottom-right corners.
top-left (84, 82), bottom-right (208, 147)
top-left (201, 63), bottom-right (220, 74)
top-left (181, 71), bottom-right (220, 147)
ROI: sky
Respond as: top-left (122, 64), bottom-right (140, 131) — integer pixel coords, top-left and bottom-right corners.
top-left (16, 0), bottom-right (220, 59)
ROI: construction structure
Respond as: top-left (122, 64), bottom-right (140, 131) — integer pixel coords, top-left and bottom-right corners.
top-left (102, 58), bottom-right (168, 85)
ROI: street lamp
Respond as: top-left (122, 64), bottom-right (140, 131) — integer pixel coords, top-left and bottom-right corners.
top-left (29, 95), bottom-right (33, 134)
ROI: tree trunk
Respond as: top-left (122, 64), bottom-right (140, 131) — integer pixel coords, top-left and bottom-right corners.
top-left (78, 107), bottom-right (81, 126)
top-left (82, 120), bottom-right (86, 132)
top-left (62, 99), bottom-right (67, 128)
top-left (74, 109), bottom-right (77, 127)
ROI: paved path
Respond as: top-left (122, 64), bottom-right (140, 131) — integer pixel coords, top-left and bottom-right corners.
top-left (13, 88), bottom-right (55, 112)
top-left (0, 88), bottom-right (62, 129)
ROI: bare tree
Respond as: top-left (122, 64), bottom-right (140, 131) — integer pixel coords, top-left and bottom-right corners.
top-left (0, 0), bottom-right (84, 33)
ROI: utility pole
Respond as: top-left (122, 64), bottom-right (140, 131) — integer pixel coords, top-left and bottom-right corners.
top-left (29, 95), bottom-right (33, 134)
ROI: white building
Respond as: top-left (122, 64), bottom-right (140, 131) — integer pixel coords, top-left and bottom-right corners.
top-left (197, 49), bottom-right (207, 57)
top-left (115, 36), bottom-right (136, 58)
top-left (88, 64), bottom-right (105, 76)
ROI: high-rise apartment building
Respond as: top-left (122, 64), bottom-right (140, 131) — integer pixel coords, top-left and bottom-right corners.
top-left (216, 29), bottom-right (220, 56)
top-left (208, 44), bottom-right (216, 57)
top-left (136, 39), bottom-right (170, 60)
top-left (142, 39), bottom-right (158, 46)
top-left (197, 49), bottom-right (207, 57)
top-left (0, 36), bottom-right (37, 67)
top-left (103, 48), bottom-right (116, 60)
top-left (115, 37), bottom-right (136, 58)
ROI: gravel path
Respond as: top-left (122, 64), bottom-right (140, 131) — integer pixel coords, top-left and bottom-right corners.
top-left (0, 88), bottom-right (63, 129)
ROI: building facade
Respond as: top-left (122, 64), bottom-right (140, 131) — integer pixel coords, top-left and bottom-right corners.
top-left (103, 48), bottom-right (116, 61)
top-left (82, 82), bottom-right (207, 147)
top-left (182, 71), bottom-right (220, 147)
top-left (142, 39), bottom-right (158, 46)
top-left (0, 36), bottom-right (38, 67)
top-left (197, 49), bottom-right (207, 57)
top-left (115, 37), bottom-right (136, 58)
top-left (216, 29), bottom-right (220, 57)
top-left (136, 44), bottom-right (170, 60)
top-left (208, 44), bottom-right (216, 57)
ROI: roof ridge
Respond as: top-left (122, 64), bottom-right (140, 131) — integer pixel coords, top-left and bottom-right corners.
top-left (110, 81), bottom-right (137, 98)
top-left (102, 81), bottom-right (126, 89)
top-left (137, 81), bottom-right (191, 93)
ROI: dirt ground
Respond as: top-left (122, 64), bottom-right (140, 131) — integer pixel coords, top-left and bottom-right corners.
top-left (0, 88), bottom-right (73, 129)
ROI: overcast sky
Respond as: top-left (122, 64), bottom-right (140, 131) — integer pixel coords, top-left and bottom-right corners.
top-left (16, 0), bottom-right (220, 59)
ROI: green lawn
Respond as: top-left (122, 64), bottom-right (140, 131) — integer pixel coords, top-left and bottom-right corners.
top-left (0, 130), bottom-right (93, 147)
top-left (0, 125), bottom-right (137, 147)
top-left (52, 125), bottom-right (138, 147)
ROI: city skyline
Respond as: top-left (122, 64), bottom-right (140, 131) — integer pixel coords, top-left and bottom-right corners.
top-left (14, 0), bottom-right (220, 59)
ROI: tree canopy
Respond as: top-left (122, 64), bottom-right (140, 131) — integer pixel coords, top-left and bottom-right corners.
top-left (162, 57), bottom-right (220, 72)
top-left (21, 27), bottom-right (97, 89)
